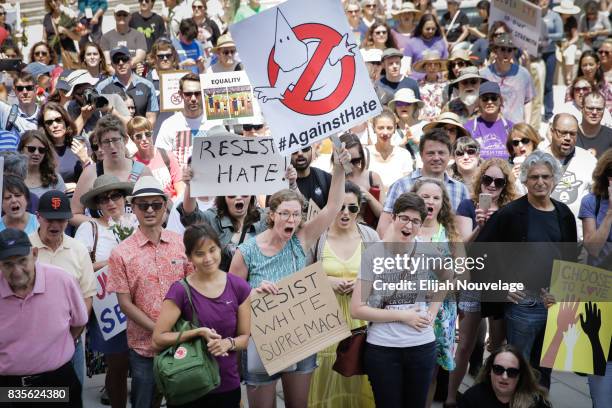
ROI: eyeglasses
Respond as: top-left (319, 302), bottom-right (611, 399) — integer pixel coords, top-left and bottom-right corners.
top-left (96, 192), bottom-right (124, 205)
top-left (25, 146), bottom-right (47, 154)
top-left (44, 117), bottom-right (64, 127)
top-left (133, 131), bottom-right (152, 141)
top-left (294, 146), bottom-right (312, 154)
top-left (460, 78), bottom-right (480, 86)
top-left (99, 137), bottom-right (123, 147)
top-left (133, 201), bottom-right (165, 211)
top-left (511, 138), bottom-right (531, 147)
top-left (115, 12), bottom-right (129, 18)
top-left (340, 204), bottom-right (360, 214)
top-left (527, 174), bottom-right (552, 181)
top-left (222, 49), bottom-right (236, 56)
top-left (373, 30), bottom-right (387, 35)
top-left (496, 46), bottom-right (515, 54)
top-left (574, 86), bottom-right (592, 93)
top-left (34, 51), bottom-right (49, 57)
top-left (350, 157), bottom-right (363, 166)
top-left (138, 0), bottom-right (151, 3)
top-left (481, 174), bottom-right (506, 188)
top-left (598, 50), bottom-right (610, 56)
top-left (455, 147), bottom-right (478, 157)
top-left (192, 4), bottom-right (205, 9)
top-left (347, 9), bottom-right (359, 14)
top-left (276, 211), bottom-right (302, 220)
top-left (480, 94), bottom-right (499, 103)
top-left (15, 85), bottom-right (34, 92)
top-left (182, 91), bottom-right (202, 98)
top-left (553, 128), bottom-right (578, 138)
top-left (396, 215), bottom-right (422, 227)
top-left (156, 53), bottom-right (173, 60)
top-left (585, 106), bottom-right (605, 113)
top-left (243, 124), bottom-right (264, 131)
top-left (365, 4), bottom-right (376, 8)
top-left (491, 364), bottom-right (520, 378)
top-left (112, 55), bottom-right (130, 65)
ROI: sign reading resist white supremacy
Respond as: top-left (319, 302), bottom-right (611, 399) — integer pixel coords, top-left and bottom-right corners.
top-left (230, 0), bottom-right (381, 154)
top-left (190, 135), bottom-right (289, 196)
top-left (489, 0), bottom-right (541, 56)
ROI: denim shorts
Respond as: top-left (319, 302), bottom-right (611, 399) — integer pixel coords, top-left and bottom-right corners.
top-left (241, 351), bottom-right (318, 386)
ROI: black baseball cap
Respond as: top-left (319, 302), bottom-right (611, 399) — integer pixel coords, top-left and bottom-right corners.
top-left (38, 190), bottom-right (72, 220)
top-left (0, 228), bottom-right (32, 260)
top-left (110, 46), bottom-right (130, 60)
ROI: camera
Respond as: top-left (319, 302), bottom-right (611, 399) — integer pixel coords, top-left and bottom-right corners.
top-left (83, 88), bottom-right (108, 108)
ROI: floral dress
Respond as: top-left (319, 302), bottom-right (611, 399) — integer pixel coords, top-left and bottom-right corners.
top-left (418, 78), bottom-right (449, 121)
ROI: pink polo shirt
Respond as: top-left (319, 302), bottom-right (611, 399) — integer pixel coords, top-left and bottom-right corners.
top-left (0, 262), bottom-right (88, 375)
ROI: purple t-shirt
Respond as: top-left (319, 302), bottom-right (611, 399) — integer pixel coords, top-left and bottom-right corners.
top-left (404, 36), bottom-right (448, 81)
top-left (464, 117), bottom-right (513, 160)
top-left (165, 274), bottom-right (251, 393)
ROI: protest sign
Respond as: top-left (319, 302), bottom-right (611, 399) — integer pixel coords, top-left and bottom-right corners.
top-left (230, 0), bottom-right (382, 154)
top-left (489, 0), bottom-right (541, 57)
top-left (540, 261), bottom-right (612, 375)
top-left (159, 70), bottom-right (190, 112)
top-left (190, 134), bottom-right (289, 196)
top-left (201, 71), bottom-right (262, 124)
top-left (93, 266), bottom-right (127, 340)
top-left (250, 262), bottom-right (351, 375)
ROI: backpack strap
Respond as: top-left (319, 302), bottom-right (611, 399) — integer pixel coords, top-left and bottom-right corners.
top-left (158, 148), bottom-right (171, 170)
top-left (89, 221), bottom-right (98, 263)
top-left (179, 278), bottom-right (201, 327)
top-left (128, 160), bottom-right (146, 182)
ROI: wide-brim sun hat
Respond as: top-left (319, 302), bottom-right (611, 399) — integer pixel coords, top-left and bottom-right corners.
top-left (80, 174), bottom-right (135, 210)
top-left (412, 50), bottom-right (448, 73)
top-left (451, 66), bottom-right (484, 85)
top-left (391, 2), bottom-right (422, 17)
top-left (448, 48), bottom-right (472, 63)
top-left (553, 0), bottom-right (580, 15)
top-left (388, 87), bottom-right (424, 111)
top-left (214, 33), bottom-right (236, 50)
top-left (422, 112), bottom-right (470, 137)
top-left (126, 176), bottom-right (168, 203)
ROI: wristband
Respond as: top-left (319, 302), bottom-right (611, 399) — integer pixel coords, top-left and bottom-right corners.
top-left (227, 337), bottom-right (236, 351)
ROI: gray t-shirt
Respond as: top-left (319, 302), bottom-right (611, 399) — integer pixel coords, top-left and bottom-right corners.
top-left (577, 126), bottom-right (612, 159)
top-left (100, 28), bottom-right (147, 57)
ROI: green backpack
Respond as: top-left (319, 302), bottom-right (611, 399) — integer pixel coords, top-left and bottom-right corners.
top-left (153, 279), bottom-right (221, 405)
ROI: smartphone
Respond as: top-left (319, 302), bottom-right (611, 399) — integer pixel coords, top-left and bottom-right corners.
top-left (479, 193), bottom-right (492, 211)
top-left (0, 59), bottom-right (23, 72)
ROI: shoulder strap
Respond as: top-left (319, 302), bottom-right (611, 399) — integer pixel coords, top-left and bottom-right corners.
top-left (368, 171), bottom-right (374, 188)
top-left (179, 278), bottom-right (201, 327)
top-left (158, 148), bottom-right (171, 170)
top-left (129, 161), bottom-right (146, 182)
top-left (89, 221), bottom-right (98, 263)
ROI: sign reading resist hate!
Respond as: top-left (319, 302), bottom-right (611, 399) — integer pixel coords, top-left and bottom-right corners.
top-left (250, 262), bottom-right (351, 375)
top-left (190, 134), bottom-right (289, 197)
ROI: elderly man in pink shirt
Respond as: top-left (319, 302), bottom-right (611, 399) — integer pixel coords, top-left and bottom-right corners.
top-left (0, 228), bottom-right (87, 408)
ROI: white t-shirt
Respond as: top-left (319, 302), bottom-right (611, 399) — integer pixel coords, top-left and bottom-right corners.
top-left (155, 111), bottom-right (214, 167)
top-left (165, 196), bottom-right (215, 235)
top-left (74, 220), bottom-right (120, 263)
top-left (366, 145), bottom-right (414, 191)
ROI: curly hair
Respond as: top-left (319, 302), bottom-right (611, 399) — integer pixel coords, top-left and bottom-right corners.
top-left (79, 42), bottom-right (112, 76)
top-left (18, 130), bottom-right (60, 188)
top-left (214, 195), bottom-right (261, 232)
top-left (471, 158), bottom-right (519, 207)
top-left (38, 102), bottom-right (78, 147)
top-left (591, 148), bottom-right (612, 197)
top-left (411, 177), bottom-right (460, 242)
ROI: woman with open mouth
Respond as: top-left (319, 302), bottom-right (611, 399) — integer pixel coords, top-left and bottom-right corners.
top-left (351, 192), bottom-right (442, 407)
top-left (18, 129), bottom-right (66, 198)
top-left (410, 177), bottom-right (462, 407)
top-left (307, 181), bottom-right (378, 407)
top-left (229, 144), bottom-right (351, 408)
top-left (0, 175), bottom-right (39, 234)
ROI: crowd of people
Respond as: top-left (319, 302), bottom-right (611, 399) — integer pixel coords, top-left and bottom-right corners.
top-left (0, 0), bottom-right (611, 407)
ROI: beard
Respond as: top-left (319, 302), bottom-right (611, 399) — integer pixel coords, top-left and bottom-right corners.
top-left (459, 91), bottom-right (478, 107)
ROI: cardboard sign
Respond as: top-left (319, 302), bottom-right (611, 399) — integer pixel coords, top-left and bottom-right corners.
top-left (93, 266), bottom-right (127, 340)
top-left (250, 262), bottom-right (351, 375)
top-left (190, 135), bottom-right (289, 196)
top-left (489, 0), bottom-right (542, 57)
top-left (201, 71), bottom-right (262, 124)
top-left (159, 70), bottom-right (190, 112)
top-left (230, 0), bottom-right (381, 154)
top-left (540, 261), bottom-right (612, 375)
top-left (306, 199), bottom-right (321, 222)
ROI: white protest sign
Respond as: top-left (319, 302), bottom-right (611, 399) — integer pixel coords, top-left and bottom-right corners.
top-left (159, 70), bottom-right (190, 112)
top-left (93, 266), bottom-right (127, 340)
top-left (201, 71), bottom-right (262, 124)
top-left (230, 0), bottom-right (382, 154)
top-left (489, 0), bottom-right (541, 57)
top-left (190, 134), bottom-right (289, 196)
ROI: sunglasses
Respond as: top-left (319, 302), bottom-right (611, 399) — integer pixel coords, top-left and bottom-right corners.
top-left (480, 94), bottom-right (499, 103)
top-left (460, 78), bottom-right (480, 86)
top-left (192, 4), bottom-right (205, 9)
top-left (450, 61), bottom-right (467, 68)
top-left (133, 201), bottom-right (164, 211)
top-left (44, 117), bottom-right (64, 127)
top-left (115, 12), bottom-right (129, 18)
top-left (455, 147), bottom-right (478, 156)
top-left (96, 192), bottom-right (124, 205)
top-left (112, 55), bottom-right (130, 64)
top-left (574, 86), bottom-right (592, 93)
top-left (222, 49), bottom-right (236, 56)
top-left (34, 51), bottom-right (49, 57)
top-left (511, 138), bottom-right (531, 147)
top-left (373, 30), bottom-right (387, 35)
top-left (138, 0), bottom-right (151, 3)
top-left (295, 146), bottom-right (312, 153)
top-left (340, 204), bottom-right (360, 214)
top-left (156, 53), bottom-right (173, 60)
top-left (395, 101), bottom-right (413, 108)
top-left (15, 85), bottom-right (35, 92)
top-left (491, 364), bottom-right (520, 378)
top-left (350, 157), bottom-right (363, 166)
top-left (182, 91), bottom-right (201, 98)
top-left (598, 50), bottom-right (610, 56)
top-left (481, 174), bottom-right (506, 188)
top-left (227, 195), bottom-right (249, 199)
top-left (133, 131), bottom-right (152, 141)
top-left (496, 46), bottom-right (515, 53)
top-left (25, 146), bottom-right (47, 154)
top-left (365, 4), bottom-right (376, 8)
top-left (243, 124), bottom-right (264, 131)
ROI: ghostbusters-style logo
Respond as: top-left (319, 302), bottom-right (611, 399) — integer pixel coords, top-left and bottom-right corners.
top-left (174, 346), bottom-right (188, 360)
top-left (51, 197), bottom-right (62, 210)
top-left (254, 8), bottom-right (357, 116)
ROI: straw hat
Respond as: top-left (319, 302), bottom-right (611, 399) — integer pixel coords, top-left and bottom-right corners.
top-left (553, 0), bottom-right (580, 15)
top-left (422, 112), bottom-right (469, 137)
top-left (448, 48), bottom-right (472, 63)
top-left (80, 175), bottom-right (134, 210)
top-left (451, 66), bottom-right (484, 85)
top-left (412, 50), bottom-right (448, 73)
top-left (391, 2), bottom-right (421, 17)
top-left (388, 88), bottom-right (424, 111)
top-left (214, 33), bottom-right (236, 50)
top-left (127, 176), bottom-right (167, 203)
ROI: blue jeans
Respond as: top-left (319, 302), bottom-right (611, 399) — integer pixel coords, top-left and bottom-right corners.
top-left (588, 361), bottom-right (612, 408)
top-left (543, 51), bottom-right (556, 121)
top-left (129, 349), bottom-right (157, 408)
top-left (71, 338), bottom-right (85, 386)
top-left (364, 341), bottom-right (437, 408)
top-left (505, 303), bottom-right (551, 389)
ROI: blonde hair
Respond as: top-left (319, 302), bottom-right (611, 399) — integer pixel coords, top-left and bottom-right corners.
top-left (126, 116), bottom-right (152, 139)
top-left (471, 158), bottom-right (520, 207)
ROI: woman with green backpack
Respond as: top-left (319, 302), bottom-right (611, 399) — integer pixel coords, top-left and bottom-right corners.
top-left (153, 224), bottom-right (251, 407)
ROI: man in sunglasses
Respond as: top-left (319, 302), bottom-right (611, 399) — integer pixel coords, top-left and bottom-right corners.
top-left (97, 46), bottom-right (159, 127)
top-left (577, 92), bottom-right (612, 158)
top-left (542, 113), bottom-right (596, 236)
top-left (100, 4), bottom-right (147, 69)
top-left (107, 176), bottom-right (191, 408)
top-left (465, 82), bottom-right (513, 160)
top-left (599, 39), bottom-right (612, 84)
top-left (0, 71), bottom-right (39, 147)
top-left (480, 34), bottom-right (535, 125)
top-left (291, 145), bottom-right (332, 211)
